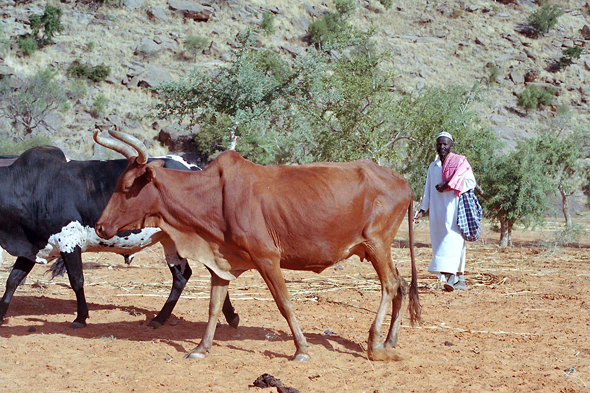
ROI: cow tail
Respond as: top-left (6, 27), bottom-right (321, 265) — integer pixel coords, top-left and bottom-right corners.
top-left (407, 198), bottom-right (422, 326)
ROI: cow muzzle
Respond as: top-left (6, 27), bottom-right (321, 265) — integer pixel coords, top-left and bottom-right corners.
top-left (95, 223), bottom-right (116, 240)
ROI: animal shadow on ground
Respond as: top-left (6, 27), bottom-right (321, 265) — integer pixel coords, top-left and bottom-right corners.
top-left (0, 294), bottom-right (369, 358)
top-left (260, 331), bottom-right (366, 360)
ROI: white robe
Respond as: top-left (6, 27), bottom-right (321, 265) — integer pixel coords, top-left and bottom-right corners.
top-left (419, 157), bottom-right (476, 278)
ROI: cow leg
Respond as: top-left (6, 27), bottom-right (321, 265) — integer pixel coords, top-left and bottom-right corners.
top-left (383, 276), bottom-right (408, 349)
top-left (148, 262), bottom-right (192, 328)
top-left (153, 242), bottom-right (239, 329)
top-left (60, 247), bottom-right (89, 328)
top-left (221, 289), bottom-right (239, 329)
top-left (207, 267), bottom-right (239, 329)
top-left (257, 262), bottom-right (310, 361)
top-left (184, 272), bottom-right (229, 359)
top-left (0, 257), bottom-right (35, 325)
top-left (366, 249), bottom-right (402, 361)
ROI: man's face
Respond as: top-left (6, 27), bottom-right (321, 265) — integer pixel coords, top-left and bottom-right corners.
top-left (436, 136), bottom-right (453, 158)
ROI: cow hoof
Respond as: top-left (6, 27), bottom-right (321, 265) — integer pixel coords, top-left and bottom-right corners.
top-left (69, 321), bottom-right (87, 329)
top-left (292, 353), bottom-right (311, 362)
top-left (367, 347), bottom-right (405, 362)
top-left (228, 314), bottom-right (240, 329)
top-left (183, 350), bottom-right (207, 360)
top-left (147, 319), bottom-right (164, 329)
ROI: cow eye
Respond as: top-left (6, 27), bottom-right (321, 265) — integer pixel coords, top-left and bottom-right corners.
top-left (122, 183), bottom-right (132, 192)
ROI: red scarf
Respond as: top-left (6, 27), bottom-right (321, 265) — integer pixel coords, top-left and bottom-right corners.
top-left (441, 153), bottom-right (471, 196)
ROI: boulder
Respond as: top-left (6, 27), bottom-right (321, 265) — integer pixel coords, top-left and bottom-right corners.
top-left (147, 6), bottom-right (168, 21)
top-left (154, 35), bottom-right (179, 51)
top-left (509, 70), bottom-right (524, 85)
top-left (134, 38), bottom-right (162, 57)
top-left (0, 63), bottom-right (15, 79)
top-left (168, 0), bottom-right (214, 21)
top-left (136, 66), bottom-right (172, 88)
top-left (124, 0), bottom-right (145, 10)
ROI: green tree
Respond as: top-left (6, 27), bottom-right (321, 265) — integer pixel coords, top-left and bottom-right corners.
top-left (479, 141), bottom-right (554, 247)
top-left (516, 84), bottom-right (555, 112)
top-left (527, 4), bottom-right (563, 37)
top-left (29, 4), bottom-right (64, 45)
top-left (183, 35), bottom-right (209, 58)
top-left (154, 25), bottom-right (406, 166)
top-left (154, 29), bottom-right (306, 161)
top-left (307, 0), bottom-right (357, 49)
top-left (289, 34), bottom-right (399, 163)
top-left (17, 36), bottom-right (38, 55)
top-left (393, 85), bottom-right (499, 197)
top-left (557, 46), bottom-right (583, 70)
top-left (260, 11), bottom-right (276, 35)
top-left (531, 124), bottom-right (590, 227)
top-left (0, 67), bottom-right (68, 134)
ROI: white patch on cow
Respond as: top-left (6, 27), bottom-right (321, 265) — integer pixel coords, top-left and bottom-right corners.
top-left (35, 221), bottom-right (162, 264)
top-left (163, 245), bottom-right (188, 272)
top-left (160, 155), bottom-right (202, 170)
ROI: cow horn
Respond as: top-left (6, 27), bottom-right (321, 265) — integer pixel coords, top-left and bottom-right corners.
top-left (93, 130), bottom-right (137, 159)
top-left (108, 130), bottom-right (149, 164)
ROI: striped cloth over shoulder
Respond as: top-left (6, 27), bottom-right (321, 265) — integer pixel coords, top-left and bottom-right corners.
top-left (457, 189), bottom-right (482, 242)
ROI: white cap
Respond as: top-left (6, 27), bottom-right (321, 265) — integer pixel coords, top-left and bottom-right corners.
top-left (437, 131), bottom-right (453, 141)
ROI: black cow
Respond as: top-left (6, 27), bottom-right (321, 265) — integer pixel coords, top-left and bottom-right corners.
top-left (0, 143), bottom-right (238, 329)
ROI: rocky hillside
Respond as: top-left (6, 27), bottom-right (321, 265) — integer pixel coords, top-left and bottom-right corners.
top-left (0, 0), bottom-right (589, 161)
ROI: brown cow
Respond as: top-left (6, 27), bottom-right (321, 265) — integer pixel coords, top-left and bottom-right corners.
top-left (95, 130), bottom-right (421, 361)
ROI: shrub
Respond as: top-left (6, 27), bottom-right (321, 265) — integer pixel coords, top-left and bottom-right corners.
top-left (29, 4), bottom-right (64, 45)
top-left (67, 60), bottom-right (90, 79)
top-left (67, 60), bottom-right (110, 83)
top-left (85, 41), bottom-right (96, 52)
top-left (335, 0), bottom-right (356, 16)
top-left (88, 64), bottom-right (110, 82)
top-left (183, 35), bottom-right (209, 57)
top-left (485, 64), bottom-right (500, 84)
top-left (260, 11), bottom-right (276, 35)
top-left (378, 0), bottom-right (393, 9)
top-left (0, 135), bottom-right (53, 155)
top-left (17, 36), bottom-right (38, 55)
top-left (527, 4), bottom-right (563, 37)
top-left (0, 67), bottom-right (67, 134)
top-left (516, 84), bottom-right (555, 112)
top-left (557, 46), bottom-right (583, 70)
top-left (308, 12), bottom-right (346, 47)
top-left (90, 95), bottom-right (108, 118)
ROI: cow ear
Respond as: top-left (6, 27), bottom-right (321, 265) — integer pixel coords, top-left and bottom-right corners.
top-left (145, 160), bottom-right (164, 182)
top-left (145, 166), bottom-right (157, 182)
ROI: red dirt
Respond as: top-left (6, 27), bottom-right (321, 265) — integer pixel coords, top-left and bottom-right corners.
top-left (0, 220), bottom-right (588, 392)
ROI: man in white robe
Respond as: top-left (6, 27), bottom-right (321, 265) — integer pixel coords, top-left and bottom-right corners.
top-left (414, 132), bottom-right (476, 291)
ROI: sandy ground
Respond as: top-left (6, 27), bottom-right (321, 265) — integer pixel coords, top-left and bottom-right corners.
top-left (0, 220), bottom-right (588, 393)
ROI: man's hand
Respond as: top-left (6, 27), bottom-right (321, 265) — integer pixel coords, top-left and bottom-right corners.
top-left (413, 209), bottom-right (424, 224)
top-left (435, 181), bottom-right (449, 192)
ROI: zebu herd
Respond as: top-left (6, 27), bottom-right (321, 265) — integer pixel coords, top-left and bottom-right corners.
top-left (0, 130), bottom-right (420, 361)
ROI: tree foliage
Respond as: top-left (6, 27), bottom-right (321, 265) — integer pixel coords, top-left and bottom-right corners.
top-left (29, 4), bottom-right (64, 45)
top-left (532, 119), bottom-right (590, 226)
top-left (516, 84), bottom-right (555, 112)
top-left (527, 4), bottom-right (563, 37)
top-left (307, 0), bottom-right (358, 49)
top-left (154, 26), bottom-right (401, 165)
top-left (0, 67), bottom-right (67, 134)
top-left (478, 140), bottom-right (554, 247)
top-left (394, 85), bottom-right (499, 197)
top-left (558, 46), bottom-right (583, 70)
